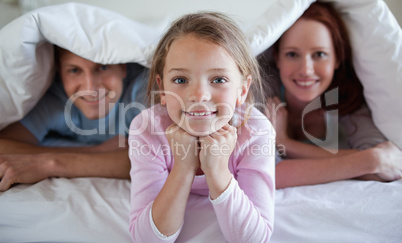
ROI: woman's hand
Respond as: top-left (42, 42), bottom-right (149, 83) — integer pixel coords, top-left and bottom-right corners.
top-left (165, 123), bottom-right (199, 174)
top-left (372, 141), bottom-right (402, 181)
top-left (0, 154), bottom-right (54, 192)
top-left (266, 96), bottom-right (289, 146)
top-left (198, 124), bottom-right (236, 199)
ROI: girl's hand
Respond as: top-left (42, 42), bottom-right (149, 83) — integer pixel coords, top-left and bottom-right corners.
top-left (373, 141), bottom-right (402, 181)
top-left (165, 123), bottom-right (199, 174)
top-left (198, 124), bottom-right (237, 174)
top-left (198, 124), bottom-right (236, 199)
top-left (266, 96), bottom-right (289, 146)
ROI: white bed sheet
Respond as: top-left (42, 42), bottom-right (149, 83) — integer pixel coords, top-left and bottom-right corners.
top-left (272, 180), bottom-right (402, 242)
top-left (1, 178), bottom-right (401, 242)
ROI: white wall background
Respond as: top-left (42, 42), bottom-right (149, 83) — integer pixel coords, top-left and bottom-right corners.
top-left (0, 0), bottom-right (401, 30)
top-left (384, 0), bottom-right (402, 25)
top-left (1, 0), bottom-right (271, 29)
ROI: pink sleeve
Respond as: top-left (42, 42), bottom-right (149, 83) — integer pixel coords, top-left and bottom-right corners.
top-left (128, 110), bottom-right (181, 242)
top-left (211, 119), bottom-right (276, 242)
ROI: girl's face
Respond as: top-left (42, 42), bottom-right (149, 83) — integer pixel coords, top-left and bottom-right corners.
top-left (276, 19), bottom-right (339, 103)
top-left (59, 50), bottom-right (126, 119)
top-left (158, 34), bottom-right (250, 136)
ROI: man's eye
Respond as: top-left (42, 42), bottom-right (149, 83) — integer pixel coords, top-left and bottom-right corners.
top-left (68, 68), bottom-right (79, 73)
top-left (173, 78), bottom-right (187, 84)
top-left (212, 78), bottom-right (227, 84)
top-left (100, 65), bottom-right (109, 71)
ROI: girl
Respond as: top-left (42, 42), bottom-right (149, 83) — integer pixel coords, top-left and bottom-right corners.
top-left (0, 47), bottom-right (147, 192)
top-left (263, 2), bottom-right (402, 189)
top-left (129, 12), bottom-right (275, 242)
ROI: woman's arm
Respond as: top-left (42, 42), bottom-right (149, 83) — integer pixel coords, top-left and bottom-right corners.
top-left (276, 104), bottom-right (401, 189)
top-left (276, 150), bottom-right (375, 189)
top-left (340, 104), bottom-right (388, 150)
top-left (280, 138), bottom-right (357, 159)
top-left (276, 141), bottom-right (402, 189)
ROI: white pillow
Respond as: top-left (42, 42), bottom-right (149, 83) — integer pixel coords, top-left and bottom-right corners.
top-left (330, 0), bottom-right (402, 149)
top-left (0, 2), bottom-right (159, 130)
top-left (247, 0), bottom-right (402, 149)
top-left (1, 1), bottom-right (401, 149)
top-left (246, 0), bottom-right (315, 56)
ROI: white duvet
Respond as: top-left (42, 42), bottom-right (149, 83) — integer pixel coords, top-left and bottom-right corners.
top-left (0, 0), bottom-right (401, 242)
top-left (1, 178), bottom-right (401, 242)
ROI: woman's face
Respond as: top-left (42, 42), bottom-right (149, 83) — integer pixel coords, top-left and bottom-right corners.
top-left (59, 49), bottom-right (126, 120)
top-left (276, 18), bottom-right (339, 103)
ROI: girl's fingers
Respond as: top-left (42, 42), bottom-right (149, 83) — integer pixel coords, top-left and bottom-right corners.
top-left (214, 125), bottom-right (236, 137)
top-left (165, 123), bottom-right (177, 134)
top-left (266, 96), bottom-right (281, 106)
top-left (273, 96), bottom-right (282, 105)
top-left (219, 124), bottom-right (231, 134)
top-left (198, 135), bottom-right (213, 145)
top-left (266, 96), bottom-right (279, 119)
top-left (206, 128), bottom-right (236, 143)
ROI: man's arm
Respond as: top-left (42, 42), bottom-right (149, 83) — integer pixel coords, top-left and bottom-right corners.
top-left (0, 122), bottom-right (131, 192)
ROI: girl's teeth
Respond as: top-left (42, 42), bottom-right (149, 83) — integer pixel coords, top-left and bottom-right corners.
top-left (188, 112), bottom-right (211, 116)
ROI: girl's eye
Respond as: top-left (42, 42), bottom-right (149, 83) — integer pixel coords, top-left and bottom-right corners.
top-left (212, 78), bottom-right (227, 84)
top-left (99, 65), bottom-right (109, 71)
top-left (173, 78), bottom-right (187, 84)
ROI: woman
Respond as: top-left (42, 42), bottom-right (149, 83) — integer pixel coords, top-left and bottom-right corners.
top-left (262, 2), bottom-right (402, 189)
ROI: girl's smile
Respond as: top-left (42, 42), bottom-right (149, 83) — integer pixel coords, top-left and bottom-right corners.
top-left (158, 34), bottom-right (249, 136)
top-left (183, 110), bottom-right (217, 118)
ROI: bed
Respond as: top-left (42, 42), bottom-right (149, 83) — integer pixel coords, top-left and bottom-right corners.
top-left (1, 177), bottom-right (401, 242)
top-left (1, 0), bottom-right (401, 242)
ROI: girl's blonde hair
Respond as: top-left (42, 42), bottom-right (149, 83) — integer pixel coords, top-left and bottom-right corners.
top-left (147, 11), bottom-right (266, 107)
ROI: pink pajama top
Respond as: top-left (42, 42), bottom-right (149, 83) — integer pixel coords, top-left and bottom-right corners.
top-left (128, 104), bottom-right (275, 242)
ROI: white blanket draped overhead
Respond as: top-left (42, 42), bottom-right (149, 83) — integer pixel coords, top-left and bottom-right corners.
top-left (1, 0), bottom-right (401, 148)
top-left (0, 2), bottom-right (159, 130)
top-left (246, 0), bottom-right (402, 149)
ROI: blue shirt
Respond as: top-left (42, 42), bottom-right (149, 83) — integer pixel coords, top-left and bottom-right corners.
top-left (21, 63), bottom-right (148, 145)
